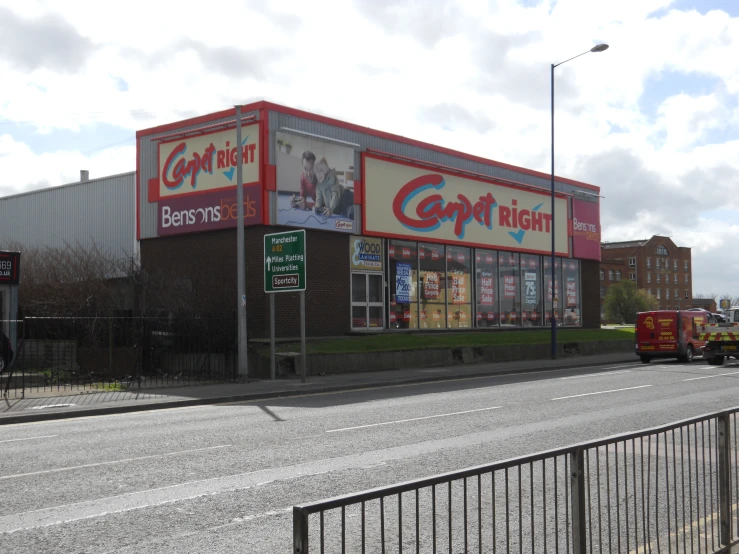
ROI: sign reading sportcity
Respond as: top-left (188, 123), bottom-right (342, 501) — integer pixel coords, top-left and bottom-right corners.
top-left (157, 122), bottom-right (261, 199)
top-left (264, 230), bottom-right (306, 293)
top-left (362, 154), bottom-right (569, 256)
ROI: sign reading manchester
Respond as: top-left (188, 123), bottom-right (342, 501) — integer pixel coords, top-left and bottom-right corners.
top-left (264, 230), bottom-right (306, 293)
top-left (363, 155), bottom-right (569, 256)
top-left (0, 251), bottom-right (21, 285)
top-left (158, 122), bottom-right (260, 199)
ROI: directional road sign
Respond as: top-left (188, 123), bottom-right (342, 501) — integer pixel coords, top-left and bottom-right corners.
top-left (264, 230), bottom-right (306, 293)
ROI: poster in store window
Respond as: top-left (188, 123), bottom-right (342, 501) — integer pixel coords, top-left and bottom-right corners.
top-left (504, 275), bottom-right (516, 298)
top-left (524, 272), bottom-right (537, 305)
top-left (424, 272), bottom-right (440, 300)
top-left (567, 277), bottom-right (577, 306)
top-left (480, 273), bottom-right (495, 305)
top-left (396, 263), bottom-right (412, 303)
top-left (452, 274), bottom-right (467, 303)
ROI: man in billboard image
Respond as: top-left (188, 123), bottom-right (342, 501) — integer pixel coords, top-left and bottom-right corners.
top-left (314, 157), bottom-right (354, 219)
top-left (290, 151), bottom-right (318, 211)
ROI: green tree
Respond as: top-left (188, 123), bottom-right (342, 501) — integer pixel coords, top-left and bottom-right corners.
top-left (604, 280), bottom-right (659, 324)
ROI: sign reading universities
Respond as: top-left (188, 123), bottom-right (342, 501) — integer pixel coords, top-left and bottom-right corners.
top-left (264, 230), bottom-right (306, 293)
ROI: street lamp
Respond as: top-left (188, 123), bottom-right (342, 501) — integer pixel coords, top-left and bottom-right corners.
top-left (550, 43), bottom-right (609, 359)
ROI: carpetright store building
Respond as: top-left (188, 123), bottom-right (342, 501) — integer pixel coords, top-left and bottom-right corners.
top-left (136, 101), bottom-right (602, 338)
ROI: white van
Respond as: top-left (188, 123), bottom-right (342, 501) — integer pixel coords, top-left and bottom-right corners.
top-left (724, 306), bottom-right (739, 324)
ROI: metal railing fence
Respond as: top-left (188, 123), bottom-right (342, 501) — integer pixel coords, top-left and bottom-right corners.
top-left (2, 312), bottom-right (239, 397)
top-left (294, 407), bottom-right (739, 553)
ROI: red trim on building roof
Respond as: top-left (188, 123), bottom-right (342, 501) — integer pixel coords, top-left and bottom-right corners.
top-left (136, 100), bottom-right (600, 193)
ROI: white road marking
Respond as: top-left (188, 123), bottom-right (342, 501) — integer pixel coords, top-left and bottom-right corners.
top-left (26, 404), bottom-right (76, 410)
top-left (0, 445), bottom-right (232, 480)
top-left (551, 385), bottom-right (652, 401)
top-left (326, 406), bottom-right (502, 433)
top-left (559, 370), bottom-right (632, 380)
top-left (683, 371), bottom-right (739, 382)
top-left (0, 435), bottom-right (58, 444)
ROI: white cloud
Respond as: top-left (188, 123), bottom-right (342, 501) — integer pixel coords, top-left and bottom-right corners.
top-left (0, 0), bottom-right (737, 295)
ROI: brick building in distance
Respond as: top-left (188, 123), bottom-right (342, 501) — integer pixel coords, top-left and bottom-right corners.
top-left (600, 236), bottom-right (693, 322)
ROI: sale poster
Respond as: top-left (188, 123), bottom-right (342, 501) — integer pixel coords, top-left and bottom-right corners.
top-left (567, 277), bottom-right (577, 306)
top-left (524, 272), bottom-right (537, 305)
top-left (452, 274), bottom-right (467, 303)
top-left (424, 272), bottom-right (440, 300)
top-left (504, 275), bottom-right (516, 298)
top-left (396, 263), bottom-right (411, 303)
top-left (480, 272), bottom-right (495, 306)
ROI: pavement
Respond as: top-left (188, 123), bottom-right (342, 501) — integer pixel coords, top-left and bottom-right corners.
top-left (1, 352), bottom-right (635, 425)
top-left (4, 353), bottom-right (739, 553)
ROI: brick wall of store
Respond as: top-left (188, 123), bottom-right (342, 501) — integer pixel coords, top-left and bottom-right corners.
top-left (580, 260), bottom-right (601, 329)
top-left (140, 226), bottom-right (351, 338)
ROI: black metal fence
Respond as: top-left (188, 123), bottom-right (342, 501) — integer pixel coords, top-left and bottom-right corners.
top-left (293, 407), bottom-right (739, 553)
top-left (2, 312), bottom-right (239, 397)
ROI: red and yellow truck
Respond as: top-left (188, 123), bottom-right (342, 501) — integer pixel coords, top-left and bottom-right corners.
top-left (697, 321), bottom-right (739, 365)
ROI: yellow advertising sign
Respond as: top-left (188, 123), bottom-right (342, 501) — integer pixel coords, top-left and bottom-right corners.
top-left (362, 155), bottom-right (569, 255)
top-left (158, 123), bottom-right (260, 199)
top-left (350, 235), bottom-right (383, 271)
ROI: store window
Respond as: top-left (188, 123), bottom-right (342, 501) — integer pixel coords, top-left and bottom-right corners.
top-left (389, 240), bottom-right (418, 329)
top-left (544, 258), bottom-right (564, 322)
top-left (562, 260), bottom-right (580, 326)
top-left (520, 254), bottom-right (543, 326)
top-left (475, 249), bottom-right (498, 328)
top-left (499, 252), bottom-right (520, 326)
top-left (419, 243), bottom-right (446, 329)
top-left (447, 246), bottom-right (472, 328)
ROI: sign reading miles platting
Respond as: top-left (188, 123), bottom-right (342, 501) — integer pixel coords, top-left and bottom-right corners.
top-left (362, 155), bottom-right (569, 256)
top-left (264, 230), bottom-right (306, 293)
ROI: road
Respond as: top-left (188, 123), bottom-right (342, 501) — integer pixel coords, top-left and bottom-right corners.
top-left (2, 357), bottom-right (739, 553)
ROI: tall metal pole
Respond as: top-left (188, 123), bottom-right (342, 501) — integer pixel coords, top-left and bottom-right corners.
top-left (550, 63), bottom-right (557, 360)
top-left (235, 105), bottom-right (249, 381)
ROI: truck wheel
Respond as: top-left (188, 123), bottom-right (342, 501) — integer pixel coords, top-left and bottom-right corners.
top-left (683, 345), bottom-right (694, 363)
top-left (640, 355), bottom-right (651, 364)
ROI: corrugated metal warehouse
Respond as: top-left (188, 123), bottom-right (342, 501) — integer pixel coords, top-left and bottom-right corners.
top-left (0, 171), bottom-right (137, 259)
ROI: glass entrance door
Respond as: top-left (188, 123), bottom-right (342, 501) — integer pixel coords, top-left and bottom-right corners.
top-left (351, 273), bottom-right (384, 330)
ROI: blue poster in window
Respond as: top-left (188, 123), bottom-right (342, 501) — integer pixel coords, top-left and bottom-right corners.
top-left (396, 262), bottom-right (411, 303)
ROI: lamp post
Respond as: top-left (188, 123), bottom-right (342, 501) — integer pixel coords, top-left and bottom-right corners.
top-left (550, 43), bottom-right (608, 359)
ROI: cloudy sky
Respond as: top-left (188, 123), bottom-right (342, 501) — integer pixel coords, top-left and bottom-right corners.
top-left (0, 0), bottom-right (737, 297)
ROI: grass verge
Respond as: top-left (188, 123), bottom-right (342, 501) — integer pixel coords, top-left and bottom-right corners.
top-left (272, 328), bottom-right (635, 355)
